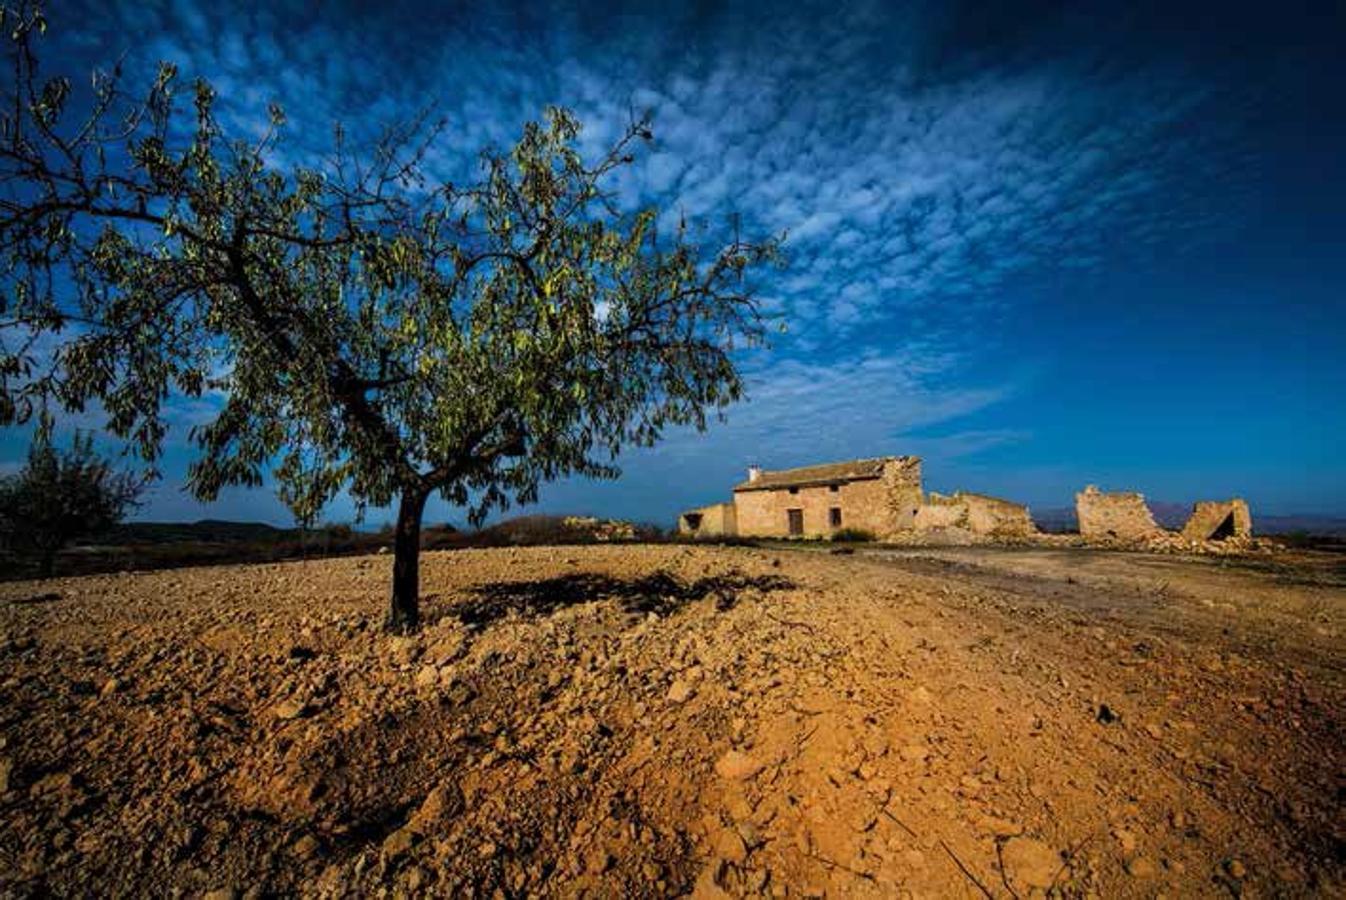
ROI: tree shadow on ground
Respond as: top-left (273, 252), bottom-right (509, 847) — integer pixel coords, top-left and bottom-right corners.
top-left (449, 569), bottom-right (795, 630)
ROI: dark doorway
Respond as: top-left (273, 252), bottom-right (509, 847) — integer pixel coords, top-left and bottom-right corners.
top-left (1209, 512), bottom-right (1236, 540)
top-left (682, 513), bottom-right (703, 532)
top-left (829, 507), bottom-right (842, 527)
top-left (787, 509), bottom-right (804, 536)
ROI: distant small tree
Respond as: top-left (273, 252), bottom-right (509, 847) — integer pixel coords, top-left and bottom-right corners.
top-left (0, 3), bottom-right (781, 629)
top-left (0, 433), bottom-right (144, 576)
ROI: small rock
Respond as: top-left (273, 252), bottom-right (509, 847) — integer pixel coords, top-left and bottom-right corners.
top-left (29, 771), bottom-right (73, 797)
top-left (715, 827), bottom-right (748, 864)
top-left (290, 833), bottom-right (321, 860)
top-left (1097, 704), bottom-right (1120, 725)
top-left (1002, 837), bottom-right (1061, 890)
top-left (382, 827), bottom-right (416, 859)
top-left (666, 680), bottom-right (695, 704)
top-left (587, 847), bottom-right (615, 873)
top-left (715, 750), bottom-right (763, 781)
top-left (1226, 858), bottom-right (1246, 879)
top-left (899, 744), bottom-right (929, 762)
top-left (100, 678), bottom-right (121, 697)
top-left (409, 781), bottom-right (464, 832)
top-left (414, 665), bottom-right (441, 689)
top-left (202, 889), bottom-right (239, 900)
top-left (1126, 856), bottom-right (1157, 878)
top-left (1114, 828), bottom-right (1137, 855)
top-left (272, 699), bottom-right (314, 720)
top-left (694, 857), bottom-right (732, 899)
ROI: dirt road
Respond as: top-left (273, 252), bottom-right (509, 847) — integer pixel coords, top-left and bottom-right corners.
top-left (1, 544), bottom-right (1342, 897)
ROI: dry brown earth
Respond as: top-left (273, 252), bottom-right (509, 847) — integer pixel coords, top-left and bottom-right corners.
top-left (1, 543), bottom-right (1342, 897)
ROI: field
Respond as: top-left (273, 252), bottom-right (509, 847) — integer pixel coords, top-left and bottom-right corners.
top-left (1, 543), bottom-right (1343, 897)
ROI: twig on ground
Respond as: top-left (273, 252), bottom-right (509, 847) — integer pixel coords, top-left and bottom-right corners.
top-left (810, 853), bottom-right (878, 882)
top-left (761, 607), bottom-right (817, 633)
top-left (940, 839), bottom-right (996, 900)
top-left (995, 837), bottom-right (1022, 900)
top-left (882, 808), bottom-right (918, 839)
top-left (1050, 832), bottom-right (1095, 890)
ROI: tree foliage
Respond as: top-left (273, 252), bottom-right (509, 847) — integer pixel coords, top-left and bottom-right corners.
top-left (0, 2), bottom-right (782, 627)
top-left (0, 432), bottom-right (144, 576)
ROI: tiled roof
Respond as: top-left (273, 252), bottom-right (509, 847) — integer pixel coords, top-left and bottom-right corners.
top-left (732, 456), bottom-right (913, 492)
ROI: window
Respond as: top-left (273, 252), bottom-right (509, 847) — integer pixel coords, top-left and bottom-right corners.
top-left (787, 509), bottom-right (804, 535)
top-left (829, 507), bottom-right (842, 527)
top-left (829, 485), bottom-right (839, 493)
top-left (788, 487), bottom-right (799, 495)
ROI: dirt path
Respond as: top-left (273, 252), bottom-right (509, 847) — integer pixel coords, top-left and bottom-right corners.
top-left (1, 545), bottom-right (1342, 897)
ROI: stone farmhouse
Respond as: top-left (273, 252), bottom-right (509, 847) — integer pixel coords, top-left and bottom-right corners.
top-left (678, 456), bottom-right (1034, 540)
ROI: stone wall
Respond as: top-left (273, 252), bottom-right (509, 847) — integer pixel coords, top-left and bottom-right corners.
top-left (1181, 499), bottom-right (1252, 541)
top-left (961, 493), bottom-right (1036, 536)
top-left (677, 502), bottom-right (737, 538)
top-left (914, 491), bottom-right (1035, 536)
top-left (1075, 485), bottom-right (1161, 540)
top-left (881, 457), bottom-right (924, 533)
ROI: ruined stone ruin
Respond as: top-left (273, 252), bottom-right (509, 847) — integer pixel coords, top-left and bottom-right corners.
top-left (679, 456), bottom-right (1034, 540)
top-left (915, 491), bottom-right (1037, 537)
top-left (1181, 498), bottom-right (1252, 541)
top-left (1076, 486), bottom-right (1254, 544)
top-left (1075, 485), bottom-right (1163, 540)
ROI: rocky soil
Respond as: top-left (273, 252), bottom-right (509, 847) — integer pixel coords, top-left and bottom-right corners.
top-left (1, 544), bottom-right (1342, 897)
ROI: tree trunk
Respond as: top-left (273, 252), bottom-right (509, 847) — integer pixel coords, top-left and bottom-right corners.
top-left (385, 487), bottom-right (428, 633)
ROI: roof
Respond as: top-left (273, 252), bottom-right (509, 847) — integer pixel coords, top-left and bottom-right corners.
top-left (732, 456), bottom-right (915, 492)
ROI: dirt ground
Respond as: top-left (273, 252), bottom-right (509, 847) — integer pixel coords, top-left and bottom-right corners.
top-left (1, 543), bottom-right (1342, 898)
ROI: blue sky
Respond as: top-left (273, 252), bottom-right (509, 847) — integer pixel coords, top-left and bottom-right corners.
top-left (4, 0), bottom-right (1344, 526)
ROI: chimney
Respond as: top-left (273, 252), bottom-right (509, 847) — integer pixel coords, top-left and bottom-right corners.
top-left (747, 464), bottom-right (762, 483)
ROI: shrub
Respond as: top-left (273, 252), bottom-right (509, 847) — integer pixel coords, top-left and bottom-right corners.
top-left (831, 527), bottom-right (875, 543)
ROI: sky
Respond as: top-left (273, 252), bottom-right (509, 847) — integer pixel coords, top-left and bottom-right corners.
top-left (3, 0), bottom-right (1344, 526)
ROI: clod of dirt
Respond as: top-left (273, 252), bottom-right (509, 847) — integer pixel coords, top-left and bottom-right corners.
top-left (666, 679), bottom-right (695, 703)
top-left (1002, 836), bottom-right (1062, 890)
top-left (714, 750), bottom-right (763, 781)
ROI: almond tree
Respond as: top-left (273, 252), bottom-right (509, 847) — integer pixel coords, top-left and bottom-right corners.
top-left (0, 3), bottom-right (781, 630)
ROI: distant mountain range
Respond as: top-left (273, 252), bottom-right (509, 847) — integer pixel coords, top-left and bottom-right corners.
top-left (104, 519), bottom-right (308, 544)
top-left (1030, 504), bottom-right (1346, 535)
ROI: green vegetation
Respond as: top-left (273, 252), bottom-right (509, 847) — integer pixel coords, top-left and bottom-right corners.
top-left (0, 433), bottom-right (144, 576)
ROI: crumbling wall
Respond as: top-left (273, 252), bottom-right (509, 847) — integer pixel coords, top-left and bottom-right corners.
top-left (915, 491), bottom-right (1035, 536)
top-left (1075, 485), bottom-right (1161, 541)
top-left (914, 492), bottom-right (965, 531)
top-left (881, 457), bottom-right (924, 533)
top-left (1181, 499), bottom-right (1252, 541)
top-left (678, 502), bottom-right (737, 537)
top-left (961, 493), bottom-right (1036, 536)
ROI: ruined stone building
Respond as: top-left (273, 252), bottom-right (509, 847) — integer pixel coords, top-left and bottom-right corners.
top-left (1076, 486), bottom-right (1254, 543)
top-left (915, 491), bottom-right (1037, 537)
top-left (679, 456), bottom-right (1035, 540)
top-left (1075, 485), bottom-right (1162, 541)
top-left (1181, 498), bottom-right (1252, 541)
